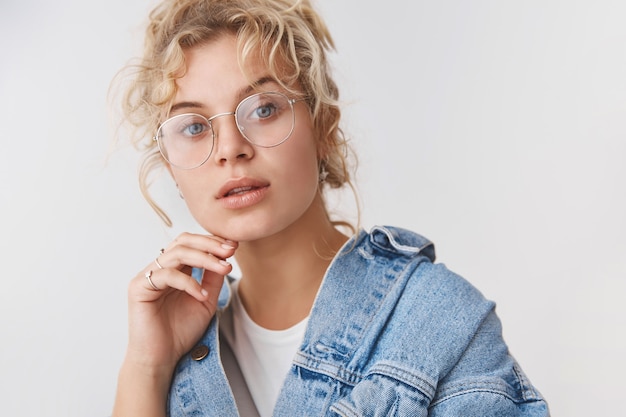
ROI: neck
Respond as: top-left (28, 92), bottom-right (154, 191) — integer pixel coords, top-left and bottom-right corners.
top-left (234, 193), bottom-right (349, 330)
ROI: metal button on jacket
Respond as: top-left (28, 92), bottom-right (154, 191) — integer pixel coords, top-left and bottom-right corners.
top-left (190, 345), bottom-right (209, 361)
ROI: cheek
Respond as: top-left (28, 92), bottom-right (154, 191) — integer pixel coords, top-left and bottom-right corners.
top-left (285, 158), bottom-right (319, 198)
top-left (281, 134), bottom-right (320, 186)
top-left (171, 171), bottom-right (210, 212)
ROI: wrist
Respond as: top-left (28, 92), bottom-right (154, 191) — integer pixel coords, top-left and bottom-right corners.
top-left (112, 358), bottom-right (173, 417)
top-left (120, 353), bottom-right (176, 383)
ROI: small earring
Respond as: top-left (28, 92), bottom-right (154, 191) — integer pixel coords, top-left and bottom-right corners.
top-left (319, 164), bottom-right (328, 184)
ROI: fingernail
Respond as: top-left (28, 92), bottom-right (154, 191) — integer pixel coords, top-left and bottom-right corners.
top-left (201, 289), bottom-right (209, 297)
top-left (219, 260), bottom-right (230, 266)
top-left (221, 243), bottom-right (235, 249)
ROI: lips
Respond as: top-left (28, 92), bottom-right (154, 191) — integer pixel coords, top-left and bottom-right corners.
top-left (217, 178), bottom-right (270, 210)
top-left (217, 178), bottom-right (269, 199)
top-left (224, 186), bottom-right (257, 197)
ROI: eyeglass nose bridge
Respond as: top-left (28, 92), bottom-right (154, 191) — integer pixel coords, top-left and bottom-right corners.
top-left (206, 111), bottom-right (246, 139)
top-left (206, 111), bottom-right (236, 124)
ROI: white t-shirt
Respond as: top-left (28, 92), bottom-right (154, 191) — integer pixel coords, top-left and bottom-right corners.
top-left (220, 279), bottom-right (308, 417)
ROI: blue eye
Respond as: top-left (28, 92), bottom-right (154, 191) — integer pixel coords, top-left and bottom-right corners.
top-left (182, 121), bottom-right (208, 136)
top-left (253, 102), bottom-right (278, 119)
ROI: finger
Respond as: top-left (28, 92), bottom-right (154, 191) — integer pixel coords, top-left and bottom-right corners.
top-left (131, 266), bottom-right (230, 302)
top-left (156, 248), bottom-right (234, 276)
top-left (156, 234), bottom-right (237, 269)
top-left (169, 232), bottom-right (238, 257)
top-left (197, 267), bottom-right (232, 295)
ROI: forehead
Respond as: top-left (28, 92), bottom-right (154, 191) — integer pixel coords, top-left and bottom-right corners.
top-left (179, 36), bottom-right (251, 91)
top-left (176, 35), bottom-right (292, 99)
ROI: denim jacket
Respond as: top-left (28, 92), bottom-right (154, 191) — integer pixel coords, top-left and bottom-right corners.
top-left (167, 225), bottom-right (549, 416)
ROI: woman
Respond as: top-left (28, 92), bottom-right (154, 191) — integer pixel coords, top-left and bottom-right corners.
top-left (112, 0), bottom-right (549, 416)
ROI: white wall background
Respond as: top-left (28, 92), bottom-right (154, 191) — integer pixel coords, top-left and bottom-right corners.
top-left (1, 0), bottom-right (624, 416)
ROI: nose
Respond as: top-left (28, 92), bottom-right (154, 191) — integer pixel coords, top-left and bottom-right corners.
top-left (209, 112), bottom-right (254, 164)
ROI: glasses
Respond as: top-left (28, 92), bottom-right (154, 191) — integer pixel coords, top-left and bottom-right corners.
top-left (154, 91), bottom-right (304, 169)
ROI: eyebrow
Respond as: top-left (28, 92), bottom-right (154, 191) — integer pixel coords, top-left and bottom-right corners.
top-left (169, 76), bottom-right (279, 114)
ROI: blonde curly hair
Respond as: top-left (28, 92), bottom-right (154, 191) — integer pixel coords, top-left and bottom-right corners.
top-left (115, 0), bottom-right (355, 226)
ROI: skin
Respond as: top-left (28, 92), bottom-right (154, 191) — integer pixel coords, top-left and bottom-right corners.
top-left (113, 34), bottom-right (348, 416)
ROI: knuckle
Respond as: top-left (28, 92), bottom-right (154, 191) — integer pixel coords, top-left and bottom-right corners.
top-left (178, 231), bottom-right (192, 240)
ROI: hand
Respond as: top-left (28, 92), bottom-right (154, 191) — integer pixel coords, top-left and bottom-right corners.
top-left (124, 232), bottom-right (237, 372)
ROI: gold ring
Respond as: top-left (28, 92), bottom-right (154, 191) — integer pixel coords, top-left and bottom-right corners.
top-left (145, 270), bottom-right (159, 291)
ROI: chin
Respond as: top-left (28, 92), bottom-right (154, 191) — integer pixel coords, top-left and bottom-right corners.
top-left (204, 212), bottom-right (303, 243)
top-left (201, 219), bottom-right (274, 242)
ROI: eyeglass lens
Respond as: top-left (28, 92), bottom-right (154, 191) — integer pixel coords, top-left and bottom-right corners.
top-left (156, 92), bottom-right (296, 169)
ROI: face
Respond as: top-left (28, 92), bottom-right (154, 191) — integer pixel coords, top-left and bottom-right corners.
top-left (167, 35), bottom-right (321, 242)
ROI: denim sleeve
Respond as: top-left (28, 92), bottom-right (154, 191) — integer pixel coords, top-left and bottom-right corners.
top-left (428, 310), bottom-right (550, 416)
